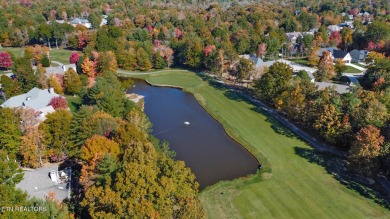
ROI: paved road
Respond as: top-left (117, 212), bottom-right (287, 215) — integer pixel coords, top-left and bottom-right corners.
top-left (51, 60), bottom-right (64, 66)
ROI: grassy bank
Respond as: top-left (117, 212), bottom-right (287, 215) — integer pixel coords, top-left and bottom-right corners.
top-left (0, 47), bottom-right (78, 65)
top-left (132, 70), bottom-right (389, 218)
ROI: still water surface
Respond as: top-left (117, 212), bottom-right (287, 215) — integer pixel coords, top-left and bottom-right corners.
top-left (130, 80), bottom-right (258, 189)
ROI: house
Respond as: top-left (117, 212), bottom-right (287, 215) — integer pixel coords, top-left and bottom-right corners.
top-left (100, 15), bottom-right (108, 27)
top-left (338, 22), bottom-right (353, 29)
top-left (333, 50), bottom-right (352, 63)
top-left (70, 18), bottom-right (92, 29)
top-left (317, 47), bottom-right (338, 58)
top-left (349, 50), bottom-right (369, 63)
top-left (45, 64), bottom-right (77, 77)
top-left (285, 32), bottom-right (314, 44)
top-left (327, 25), bottom-right (341, 32)
top-left (286, 32), bottom-right (302, 44)
top-left (0, 87), bottom-right (62, 120)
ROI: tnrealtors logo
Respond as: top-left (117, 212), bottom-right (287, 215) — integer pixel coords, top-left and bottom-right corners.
top-left (1, 206), bottom-right (47, 212)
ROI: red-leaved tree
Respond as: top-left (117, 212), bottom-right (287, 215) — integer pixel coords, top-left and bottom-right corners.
top-left (0, 52), bottom-right (13, 69)
top-left (69, 52), bottom-right (80, 64)
top-left (49, 97), bottom-right (68, 110)
top-left (329, 31), bottom-right (342, 47)
top-left (204, 45), bottom-right (216, 57)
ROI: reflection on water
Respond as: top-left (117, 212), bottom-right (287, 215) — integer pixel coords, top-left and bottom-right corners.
top-left (130, 80), bottom-right (258, 189)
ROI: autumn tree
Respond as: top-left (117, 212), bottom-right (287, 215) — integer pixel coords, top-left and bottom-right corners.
top-left (81, 136), bottom-right (205, 218)
top-left (80, 135), bottom-right (120, 188)
top-left (275, 84), bottom-right (306, 120)
top-left (64, 68), bottom-right (82, 95)
top-left (17, 108), bottom-right (41, 132)
top-left (340, 27), bottom-right (353, 51)
top-left (334, 59), bottom-right (346, 79)
top-left (69, 52), bottom-right (80, 64)
top-left (314, 51), bottom-right (335, 81)
top-left (49, 97), bottom-right (68, 110)
top-left (255, 62), bottom-right (293, 102)
top-left (329, 31), bottom-right (342, 47)
top-left (0, 52), bottom-right (13, 69)
top-left (81, 56), bottom-right (96, 78)
top-left (136, 48), bottom-right (152, 71)
top-left (308, 47), bottom-right (319, 66)
top-left (0, 75), bottom-right (22, 98)
top-left (0, 108), bottom-right (21, 156)
top-left (349, 125), bottom-right (384, 175)
top-left (96, 51), bottom-right (118, 74)
top-left (19, 126), bottom-right (46, 168)
top-left (235, 57), bottom-right (254, 84)
top-left (48, 74), bottom-right (64, 94)
top-left (256, 43), bottom-right (267, 59)
top-left (39, 109), bottom-right (72, 161)
top-left (116, 49), bottom-right (137, 70)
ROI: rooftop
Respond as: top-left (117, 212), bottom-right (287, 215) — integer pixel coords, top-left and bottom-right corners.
top-left (1, 87), bottom-right (60, 110)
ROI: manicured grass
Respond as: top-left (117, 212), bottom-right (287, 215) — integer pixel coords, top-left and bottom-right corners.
top-left (65, 95), bottom-right (82, 113)
top-left (343, 65), bottom-right (362, 73)
top-left (353, 63), bottom-right (366, 68)
top-left (0, 47), bottom-right (79, 65)
top-left (134, 70), bottom-right (390, 219)
top-left (288, 58), bottom-right (310, 66)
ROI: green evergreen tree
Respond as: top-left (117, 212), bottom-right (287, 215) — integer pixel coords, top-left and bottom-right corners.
top-left (13, 57), bottom-right (38, 92)
top-left (153, 53), bottom-right (166, 69)
top-left (41, 54), bottom-right (50, 67)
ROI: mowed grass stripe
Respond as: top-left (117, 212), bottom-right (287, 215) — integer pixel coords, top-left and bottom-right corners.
top-left (141, 71), bottom-right (389, 219)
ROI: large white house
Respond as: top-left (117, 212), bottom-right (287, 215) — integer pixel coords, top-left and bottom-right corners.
top-left (70, 18), bottom-right (92, 29)
top-left (1, 87), bottom-right (62, 120)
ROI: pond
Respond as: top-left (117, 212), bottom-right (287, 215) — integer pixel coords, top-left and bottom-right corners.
top-left (130, 80), bottom-right (259, 189)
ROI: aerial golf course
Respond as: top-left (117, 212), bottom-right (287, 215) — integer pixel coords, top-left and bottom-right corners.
top-left (129, 70), bottom-right (390, 219)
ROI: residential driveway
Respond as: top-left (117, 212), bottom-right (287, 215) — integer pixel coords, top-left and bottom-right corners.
top-left (16, 166), bottom-right (70, 201)
top-left (278, 59), bottom-right (317, 81)
top-left (51, 61), bottom-right (64, 66)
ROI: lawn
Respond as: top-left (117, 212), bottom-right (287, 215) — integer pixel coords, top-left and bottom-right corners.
top-left (343, 65), bottom-right (362, 73)
top-left (288, 58), bottom-right (310, 66)
top-left (65, 95), bottom-right (82, 113)
top-left (133, 70), bottom-right (390, 219)
top-left (353, 63), bottom-right (366, 68)
top-left (0, 47), bottom-right (79, 65)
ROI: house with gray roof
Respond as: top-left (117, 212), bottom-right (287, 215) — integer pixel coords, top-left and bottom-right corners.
top-left (70, 18), bottom-right (92, 29)
top-left (317, 47), bottom-right (338, 58)
top-left (350, 49), bottom-right (369, 63)
top-left (1, 87), bottom-right (62, 120)
top-left (45, 64), bottom-right (76, 77)
top-left (333, 50), bottom-right (352, 63)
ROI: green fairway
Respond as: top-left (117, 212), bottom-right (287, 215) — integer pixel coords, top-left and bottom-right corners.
top-left (0, 47), bottom-right (78, 65)
top-left (133, 70), bottom-right (390, 219)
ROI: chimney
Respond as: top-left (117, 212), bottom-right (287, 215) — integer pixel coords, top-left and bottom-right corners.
top-left (49, 87), bottom-right (55, 94)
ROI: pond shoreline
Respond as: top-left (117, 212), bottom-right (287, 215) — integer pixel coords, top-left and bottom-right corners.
top-left (138, 79), bottom-right (260, 189)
